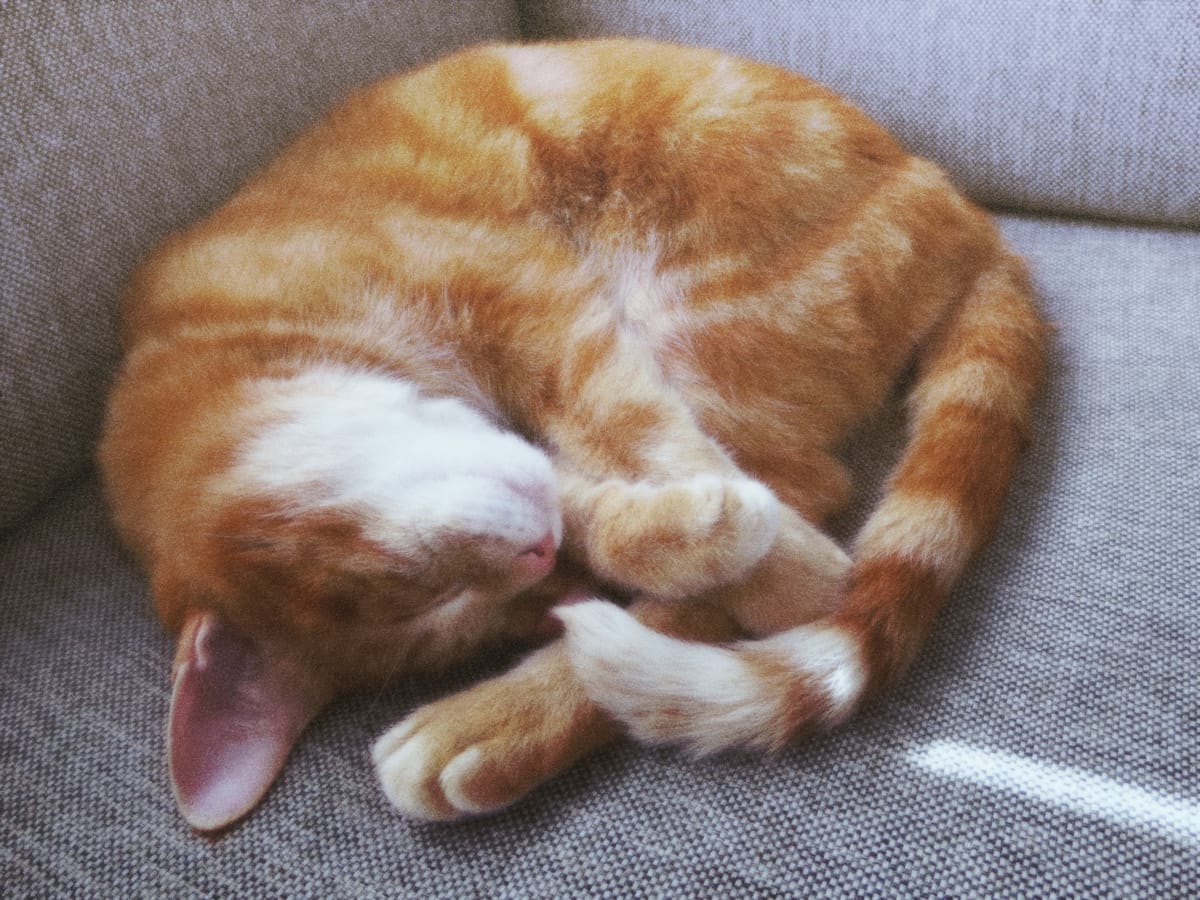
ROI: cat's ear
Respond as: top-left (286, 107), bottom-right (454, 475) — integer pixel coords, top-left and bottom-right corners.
top-left (167, 611), bottom-right (332, 831)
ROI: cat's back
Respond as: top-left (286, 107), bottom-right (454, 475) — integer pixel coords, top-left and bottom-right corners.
top-left (444, 38), bottom-right (910, 248)
top-left (117, 39), bottom-right (1001, 472)
top-left (121, 39), bottom-right (916, 340)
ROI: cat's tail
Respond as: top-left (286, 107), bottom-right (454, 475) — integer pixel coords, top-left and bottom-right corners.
top-left (557, 248), bottom-right (1047, 755)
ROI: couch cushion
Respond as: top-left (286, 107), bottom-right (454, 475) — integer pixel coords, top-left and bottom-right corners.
top-left (0, 0), bottom-right (520, 533)
top-left (522, 0), bottom-right (1200, 228)
top-left (3, 214), bottom-right (1197, 896)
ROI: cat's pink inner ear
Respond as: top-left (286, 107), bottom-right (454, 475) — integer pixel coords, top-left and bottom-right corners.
top-left (168, 612), bottom-right (329, 832)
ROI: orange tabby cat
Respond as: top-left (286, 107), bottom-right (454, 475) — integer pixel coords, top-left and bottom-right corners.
top-left (99, 38), bottom-right (1046, 829)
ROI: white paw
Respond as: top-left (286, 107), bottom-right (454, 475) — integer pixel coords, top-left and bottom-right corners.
top-left (707, 474), bottom-right (780, 572)
top-left (373, 719), bottom-right (495, 821)
top-left (661, 473), bottom-right (780, 595)
top-left (371, 663), bottom-right (588, 821)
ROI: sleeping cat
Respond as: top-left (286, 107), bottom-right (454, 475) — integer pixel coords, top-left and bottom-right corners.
top-left (98, 38), bottom-right (1046, 830)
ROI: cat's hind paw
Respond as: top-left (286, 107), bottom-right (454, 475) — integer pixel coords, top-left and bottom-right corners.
top-left (578, 474), bottom-right (780, 599)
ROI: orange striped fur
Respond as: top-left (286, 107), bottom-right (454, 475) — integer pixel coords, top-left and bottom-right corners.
top-left (99, 39), bottom-right (1046, 827)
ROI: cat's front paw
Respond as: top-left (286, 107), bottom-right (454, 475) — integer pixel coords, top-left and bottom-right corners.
top-left (579, 474), bottom-right (780, 599)
top-left (373, 712), bottom-right (511, 821)
top-left (372, 645), bottom-right (612, 821)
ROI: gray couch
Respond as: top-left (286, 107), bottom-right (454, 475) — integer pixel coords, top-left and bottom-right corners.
top-left (4, 2), bottom-right (1197, 895)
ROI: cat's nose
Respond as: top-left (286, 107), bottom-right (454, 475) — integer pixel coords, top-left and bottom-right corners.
top-left (516, 531), bottom-right (558, 577)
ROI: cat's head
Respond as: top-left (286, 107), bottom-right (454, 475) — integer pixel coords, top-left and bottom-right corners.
top-left (145, 369), bottom-right (562, 830)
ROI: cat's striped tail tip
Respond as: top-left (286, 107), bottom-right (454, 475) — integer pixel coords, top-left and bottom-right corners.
top-left (555, 600), bottom-right (866, 757)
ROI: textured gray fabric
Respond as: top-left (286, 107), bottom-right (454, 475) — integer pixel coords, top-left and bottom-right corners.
top-left (521, 0), bottom-right (1200, 228)
top-left (4, 214), bottom-right (1198, 896)
top-left (0, 0), bottom-right (520, 534)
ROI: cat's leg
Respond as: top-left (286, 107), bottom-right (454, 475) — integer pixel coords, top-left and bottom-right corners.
top-left (557, 437), bottom-right (854, 614)
top-left (702, 504), bottom-right (851, 636)
top-left (373, 639), bottom-right (613, 821)
top-left (700, 448), bottom-right (855, 636)
top-left (556, 469), bottom-right (782, 600)
top-left (373, 597), bottom-right (739, 821)
top-left (535, 323), bottom-right (788, 599)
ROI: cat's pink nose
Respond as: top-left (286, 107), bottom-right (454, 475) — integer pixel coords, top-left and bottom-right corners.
top-left (516, 531), bottom-right (557, 577)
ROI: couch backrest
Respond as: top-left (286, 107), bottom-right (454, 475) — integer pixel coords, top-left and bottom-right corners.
top-left (0, 0), bottom-right (520, 533)
top-left (523, 0), bottom-right (1200, 227)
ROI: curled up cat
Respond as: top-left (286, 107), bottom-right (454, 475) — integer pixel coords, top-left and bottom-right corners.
top-left (98, 38), bottom-right (1046, 830)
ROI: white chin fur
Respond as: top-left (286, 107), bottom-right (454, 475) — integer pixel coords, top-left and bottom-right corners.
top-left (230, 367), bottom-right (561, 552)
